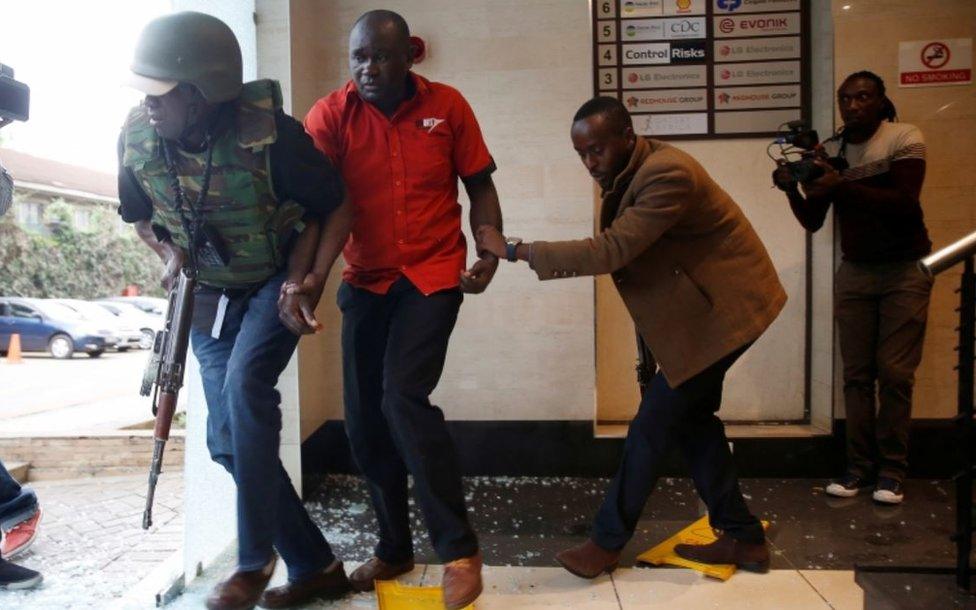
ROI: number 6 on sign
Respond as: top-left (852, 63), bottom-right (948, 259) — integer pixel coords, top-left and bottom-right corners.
top-left (599, 0), bottom-right (616, 18)
top-left (598, 44), bottom-right (617, 67)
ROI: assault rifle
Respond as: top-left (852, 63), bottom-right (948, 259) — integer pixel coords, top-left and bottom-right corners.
top-left (140, 268), bottom-right (195, 529)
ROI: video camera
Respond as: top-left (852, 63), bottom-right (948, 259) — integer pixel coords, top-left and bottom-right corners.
top-left (768, 120), bottom-right (846, 184)
top-left (0, 64), bottom-right (30, 123)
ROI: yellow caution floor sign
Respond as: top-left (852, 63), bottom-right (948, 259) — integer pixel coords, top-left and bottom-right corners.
top-left (376, 579), bottom-right (475, 610)
top-left (636, 515), bottom-right (771, 581)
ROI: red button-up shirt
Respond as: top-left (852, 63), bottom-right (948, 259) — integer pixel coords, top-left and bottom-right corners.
top-left (304, 73), bottom-right (495, 295)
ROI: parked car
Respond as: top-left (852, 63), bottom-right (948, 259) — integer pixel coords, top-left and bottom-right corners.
top-left (56, 299), bottom-right (143, 351)
top-left (94, 300), bottom-right (163, 350)
top-left (0, 297), bottom-right (118, 358)
top-left (101, 296), bottom-right (169, 317)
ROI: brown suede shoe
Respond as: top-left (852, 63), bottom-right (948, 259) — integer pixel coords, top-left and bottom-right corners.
top-left (555, 539), bottom-right (620, 579)
top-left (674, 534), bottom-right (770, 573)
top-left (442, 551), bottom-right (482, 610)
top-left (206, 555), bottom-right (277, 610)
top-left (348, 556), bottom-right (415, 593)
top-left (258, 561), bottom-right (351, 608)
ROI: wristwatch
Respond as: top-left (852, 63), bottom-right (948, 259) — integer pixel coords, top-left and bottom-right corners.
top-left (505, 237), bottom-right (523, 262)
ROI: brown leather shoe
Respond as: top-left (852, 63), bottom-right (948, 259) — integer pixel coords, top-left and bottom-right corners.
top-left (348, 556), bottom-right (415, 593)
top-left (206, 555), bottom-right (277, 610)
top-left (442, 551), bottom-right (482, 610)
top-left (674, 534), bottom-right (770, 573)
top-left (555, 539), bottom-right (620, 579)
top-left (258, 561), bottom-right (351, 608)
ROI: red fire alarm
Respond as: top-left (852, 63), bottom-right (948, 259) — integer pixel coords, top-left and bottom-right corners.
top-left (411, 36), bottom-right (427, 63)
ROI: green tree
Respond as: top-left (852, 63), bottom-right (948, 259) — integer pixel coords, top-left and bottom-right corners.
top-left (0, 200), bottom-right (164, 298)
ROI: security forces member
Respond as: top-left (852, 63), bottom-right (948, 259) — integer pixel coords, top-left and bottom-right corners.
top-left (118, 12), bottom-right (353, 610)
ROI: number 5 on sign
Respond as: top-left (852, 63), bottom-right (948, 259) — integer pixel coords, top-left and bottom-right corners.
top-left (598, 21), bottom-right (616, 42)
top-left (598, 44), bottom-right (617, 67)
top-left (599, 0), bottom-right (617, 18)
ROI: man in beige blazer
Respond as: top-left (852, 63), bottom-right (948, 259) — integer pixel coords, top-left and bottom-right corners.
top-left (477, 97), bottom-right (786, 576)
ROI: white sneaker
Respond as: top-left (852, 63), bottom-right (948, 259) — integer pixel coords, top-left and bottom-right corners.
top-left (872, 478), bottom-right (904, 505)
top-left (825, 473), bottom-right (872, 498)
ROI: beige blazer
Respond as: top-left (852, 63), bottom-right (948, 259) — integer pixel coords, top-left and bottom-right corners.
top-left (531, 137), bottom-right (787, 387)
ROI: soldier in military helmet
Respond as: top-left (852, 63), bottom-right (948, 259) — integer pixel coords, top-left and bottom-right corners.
top-left (118, 12), bottom-right (354, 610)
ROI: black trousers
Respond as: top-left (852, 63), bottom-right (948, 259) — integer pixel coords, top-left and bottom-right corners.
top-left (338, 277), bottom-right (478, 563)
top-left (593, 344), bottom-right (765, 549)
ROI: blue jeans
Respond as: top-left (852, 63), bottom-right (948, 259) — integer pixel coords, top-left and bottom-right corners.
top-left (191, 272), bottom-right (334, 581)
top-left (0, 459), bottom-right (37, 532)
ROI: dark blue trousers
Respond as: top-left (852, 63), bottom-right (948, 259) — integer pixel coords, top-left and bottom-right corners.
top-left (338, 277), bottom-right (478, 564)
top-left (0, 460), bottom-right (37, 532)
top-left (593, 344), bottom-right (765, 549)
top-left (191, 271), bottom-right (334, 582)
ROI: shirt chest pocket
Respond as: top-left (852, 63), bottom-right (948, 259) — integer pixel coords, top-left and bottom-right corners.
top-left (404, 124), bottom-right (454, 191)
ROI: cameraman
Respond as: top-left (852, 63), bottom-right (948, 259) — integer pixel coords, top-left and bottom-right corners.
top-left (775, 71), bottom-right (931, 505)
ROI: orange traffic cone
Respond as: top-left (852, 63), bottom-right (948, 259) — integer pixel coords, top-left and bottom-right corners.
top-left (5, 333), bottom-right (23, 364)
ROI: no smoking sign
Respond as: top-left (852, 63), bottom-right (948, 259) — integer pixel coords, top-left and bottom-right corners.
top-left (899, 38), bottom-right (971, 87)
top-left (920, 42), bottom-right (950, 70)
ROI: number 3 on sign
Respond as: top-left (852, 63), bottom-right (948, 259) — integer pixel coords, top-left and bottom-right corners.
top-left (599, 69), bottom-right (617, 90)
top-left (598, 21), bottom-right (616, 42)
top-left (599, 44), bottom-right (617, 67)
top-left (599, 0), bottom-right (617, 18)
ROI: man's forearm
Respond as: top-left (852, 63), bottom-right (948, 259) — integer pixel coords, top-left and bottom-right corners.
top-left (787, 189), bottom-right (830, 232)
top-left (134, 220), bottom-right (178, 262)
top-left (285, 218), bottom-right (322, 284)
top-left (467, 177), bottom-right (503, 240)
top-left (308, 198), bottom-right (354, 284)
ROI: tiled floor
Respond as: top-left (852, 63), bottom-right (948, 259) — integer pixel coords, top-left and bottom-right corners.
top-left (6, 474), bottom-right (970, 608)
top-left (168, 558), bottom-right (862, 609)
top-left (0, 473), bottom-right (183, 609)
top-left (166, 475), bottom-right (970, 609)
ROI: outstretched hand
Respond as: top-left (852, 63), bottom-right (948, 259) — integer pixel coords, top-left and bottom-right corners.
top-left (475, 225), bottom-right (507, 260)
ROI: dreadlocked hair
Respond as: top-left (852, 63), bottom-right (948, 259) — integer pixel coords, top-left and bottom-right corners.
top-left (843, 70), bottom-right (898, 122)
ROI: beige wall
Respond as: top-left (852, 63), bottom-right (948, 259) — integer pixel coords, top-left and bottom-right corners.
top-left (289, 0), bottom-right (596, 436)
top-left (833, 0), bottom-right (976, 419)
top-left (284, 0), bottom-right (974, 438)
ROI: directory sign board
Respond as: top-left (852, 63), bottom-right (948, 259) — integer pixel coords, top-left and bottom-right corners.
top-left (592, 0), bottom-right (811, 138)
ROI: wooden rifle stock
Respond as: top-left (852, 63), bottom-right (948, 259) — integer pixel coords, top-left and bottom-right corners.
top-left (142, 269), bottom-right (195, 530)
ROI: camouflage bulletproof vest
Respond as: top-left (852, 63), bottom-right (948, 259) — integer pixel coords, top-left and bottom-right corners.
top-left (122, 79), bottom-right (304, 289)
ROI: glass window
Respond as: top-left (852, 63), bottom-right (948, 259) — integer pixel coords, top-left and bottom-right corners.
top-left (10, 303), bottom-right (39, 319)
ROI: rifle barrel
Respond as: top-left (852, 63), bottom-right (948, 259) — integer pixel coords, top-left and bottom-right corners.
top-left (142, 439), bottom-right (165, 530)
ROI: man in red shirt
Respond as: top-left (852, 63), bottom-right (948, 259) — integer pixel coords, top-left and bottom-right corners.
top-left (304, 10), bottom-right (501, 609)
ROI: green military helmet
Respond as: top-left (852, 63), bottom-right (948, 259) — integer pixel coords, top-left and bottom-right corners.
top-left (126, 11), bottom-right (242, 103)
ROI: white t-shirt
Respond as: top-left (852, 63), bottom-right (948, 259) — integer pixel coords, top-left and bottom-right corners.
top-left (824, 121), bottom-right (926, 183)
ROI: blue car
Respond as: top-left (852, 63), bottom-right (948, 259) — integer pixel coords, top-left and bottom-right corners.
top-left (0, 297), bottom-right (119, 359)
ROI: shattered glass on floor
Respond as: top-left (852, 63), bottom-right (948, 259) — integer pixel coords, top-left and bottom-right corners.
top-left (305, 475), bottom-right (962, 571)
